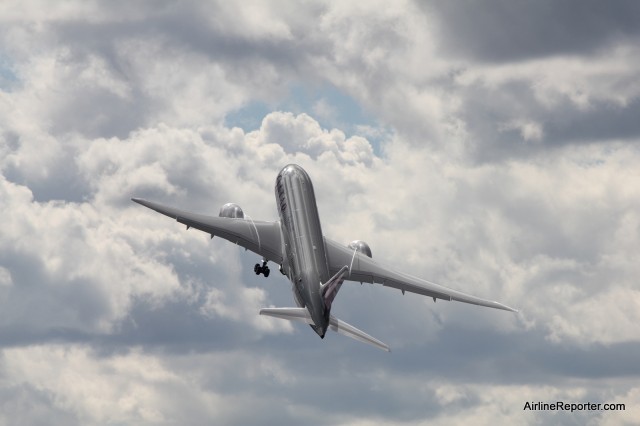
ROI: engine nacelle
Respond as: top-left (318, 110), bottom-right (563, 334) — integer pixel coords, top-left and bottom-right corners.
top-left (219, 203), bottom-right (244, 219)
top-left (348, 240), bottom-right (372, 258)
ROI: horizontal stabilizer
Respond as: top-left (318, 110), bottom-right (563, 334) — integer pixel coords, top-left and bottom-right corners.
top-left (329, 315), bottom-right (390, 352)
top-left (259, 307), bottom-right (313, 325)
top-left (259, 307), bottom-right (390, 352)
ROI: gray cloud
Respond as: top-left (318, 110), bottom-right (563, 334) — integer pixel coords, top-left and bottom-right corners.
top-left (425, 0), bottom-right (640, 62)
top-left (0, 383), bottom-right (80, 426)
top-left (450, 75), bottom-right (640, 162)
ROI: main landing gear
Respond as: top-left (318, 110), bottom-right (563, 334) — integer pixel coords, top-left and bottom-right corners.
top-left (254, 260), bottom-right (270, 277)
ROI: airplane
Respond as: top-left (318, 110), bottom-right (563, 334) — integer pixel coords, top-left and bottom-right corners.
top-left (132, 164), bottom-right (516, 352)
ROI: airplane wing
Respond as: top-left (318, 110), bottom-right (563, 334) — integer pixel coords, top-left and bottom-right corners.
top-left (324, 237), bottom-right (516, 312)
top-left (131, 198), bottom-right (283, 264)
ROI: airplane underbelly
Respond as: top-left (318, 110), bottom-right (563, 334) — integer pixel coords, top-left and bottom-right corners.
top-left (292, 283), bottom-right (305, 307)
top-left (276, 164), bottom-right (331, 330)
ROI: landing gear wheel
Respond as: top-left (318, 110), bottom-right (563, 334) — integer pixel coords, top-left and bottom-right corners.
top-left (254, 261), bottom-right (270, 277)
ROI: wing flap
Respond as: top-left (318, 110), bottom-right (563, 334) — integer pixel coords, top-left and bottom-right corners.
top-left (132, 198), bottom-right (283, 263)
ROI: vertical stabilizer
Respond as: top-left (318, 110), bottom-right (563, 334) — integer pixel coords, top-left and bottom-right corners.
top-left (320, 265), bottom-right (349, 311)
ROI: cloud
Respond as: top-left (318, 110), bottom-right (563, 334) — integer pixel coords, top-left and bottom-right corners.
top-left (425, 0), bottom-right (640, 62)
top-left (1, 1), bottom-right (640, 425)
top-left (499, 119), bottom-right (544, 142)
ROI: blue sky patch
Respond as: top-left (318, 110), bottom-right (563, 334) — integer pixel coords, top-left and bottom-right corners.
top-left (225, 83), bottom-right (389, 155)
top-left (224, 100), bottom-right (272, 132)
top-left (0, 54), bottom-right (19, 92)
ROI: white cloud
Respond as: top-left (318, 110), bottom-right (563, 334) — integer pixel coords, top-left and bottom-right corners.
top-left (255, 111), bottom-right (376, 165)
top-left (0, 176), bottom-right (182, 334)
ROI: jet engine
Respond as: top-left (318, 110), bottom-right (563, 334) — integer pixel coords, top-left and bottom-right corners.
top-left (348, 240), bottom-right (372, 258)
top-left (218, 203), bottom-right (244, 219)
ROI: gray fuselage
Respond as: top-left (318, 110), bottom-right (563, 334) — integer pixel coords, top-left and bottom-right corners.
top-left (275, 164), bottom-right (330, 337)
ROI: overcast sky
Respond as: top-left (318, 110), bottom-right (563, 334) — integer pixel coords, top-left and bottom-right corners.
top-left (1, 1), bottom-right (639, 425)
